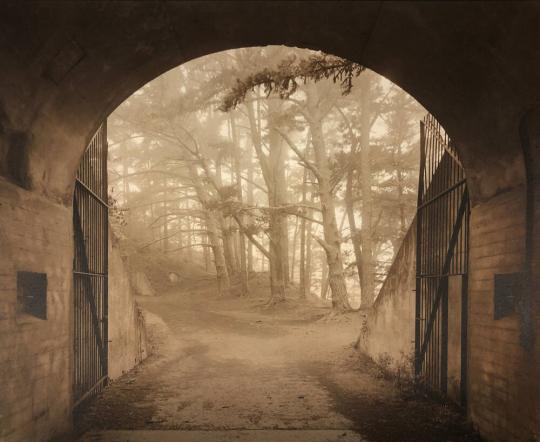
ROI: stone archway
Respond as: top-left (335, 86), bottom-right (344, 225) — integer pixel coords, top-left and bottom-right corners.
top-left (1, 3), bottom-right (539, 441)
top-left (1, 2), bottom-right (537, 203)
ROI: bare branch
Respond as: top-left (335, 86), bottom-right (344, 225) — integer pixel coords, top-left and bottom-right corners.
top-left (110, 169), bottom-right (192, 183)
top-left (233, 214), bottom-right (271, 259)
top-left (313, 235), bottom-right (332, 254)
top-left (166, 243), bottom-right (213, 253)
top-left (124, 196), bottom-right (199, 210)
top-left (273, 128), bottom-right (321, 180)
top-left (137, 228), bottom-right (209, 250)
top-left (149, 210), bottom-right (206, 227)
top-left (241, 174), bottom-right (268, 194)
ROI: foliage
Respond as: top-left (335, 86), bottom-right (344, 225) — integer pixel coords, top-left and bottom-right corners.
top-left (107, 46), bottom-right (424, 308)
top-left (220, 53), bottom-right (365, 111)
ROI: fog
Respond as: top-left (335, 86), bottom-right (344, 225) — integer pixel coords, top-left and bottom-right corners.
top-left (108, 46), bottom-right (424, 310)
top-left (74, 46), bottom-right (479, 442)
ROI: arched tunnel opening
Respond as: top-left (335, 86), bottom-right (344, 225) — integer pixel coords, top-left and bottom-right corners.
top-left (69, 46), bottom-right (476, 442)
top-left (1, 3), bottom-right (539, 442)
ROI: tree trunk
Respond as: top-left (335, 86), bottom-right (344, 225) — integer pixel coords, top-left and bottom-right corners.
top-left (267, 209), bottom-right (286, 302)
top-left (290, 214), bottom-right (299, 283)
top-left (299, 167), bottom-right (308, 297)
top-left (214, 153), bottom-right (237, 276)
top-left (310, 117), bottom-right (351, 311)
top-left (268, 114), bottom-right (289, 287)
top-left (346, 168), bottom-right (364, 291)
top-left (230, 114), bottom-right (249, 296)
top-left (219, 214), bottom-right (237, 277)
top-left (235, 212), bottom-right (285, 303)
top-left (206, 210), bottom-right (231, 296)
top-left (246, 97), bottom-right (286, 303)
top-left (299, 221), bottom-right (306, 295)
top-left (281, 220), bottom-right (290, 286)
top-left (162, 177), bottom-right (169, 253)
top-left (304, 215), bottom-right (313, 297)
top-left (395, 111), bottom-right (408, 239)
top-left (359, 74), bottom-right (375, 308)
top-left (246, 149), bottom-right (254, 273)
top-left (203, 234), bottom-right (210, 272)
top-left (176, 202), bottom-right (184, 251)
top-left (321, 259), bottom-right (329, 300)
top-left (189, 166), bottom-right (231, 296)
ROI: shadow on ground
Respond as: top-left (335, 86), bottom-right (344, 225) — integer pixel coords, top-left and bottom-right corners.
top-left (70, 276), bottom-right (479, 442)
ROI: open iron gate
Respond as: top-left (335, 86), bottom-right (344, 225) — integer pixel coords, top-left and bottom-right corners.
top-left (415, 114), bottom-right (469, 406)
top-left (73, 123), bottom-right (108, 409)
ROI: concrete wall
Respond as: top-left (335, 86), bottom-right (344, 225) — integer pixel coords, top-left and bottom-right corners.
top-left (129, 272), bottom-right (155, 298)
top-left (447, 275), bottom-right (464, 403)
top-left (108, 232), bottom-right (148, 380)
top-left (0, 178), bottom-right (148, 441)
top-left (0, 2), bottom-right (534, 206)
top-left (0, 178), bottom-right (73, 442)
top-left (468, 187), bottom-right (539, 441)
top-left (361, 187), bottom-right (540, 441)
top-left (359, 219), bottom-right (416, 375)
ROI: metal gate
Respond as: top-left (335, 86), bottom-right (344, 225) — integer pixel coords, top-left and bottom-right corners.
top-left (415, 114), bottom-right (469, 406)
top-left (73, 123), bottom-right (108, 409)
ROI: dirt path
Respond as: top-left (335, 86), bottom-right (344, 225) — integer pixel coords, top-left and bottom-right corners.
top-left (76, 278), bottom-right (479, 442)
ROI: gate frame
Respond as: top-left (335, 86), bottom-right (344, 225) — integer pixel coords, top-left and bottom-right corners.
top-left (414, 115), bottom-right (470, 408)
top-left (72, 122), bottom-right (109, 410)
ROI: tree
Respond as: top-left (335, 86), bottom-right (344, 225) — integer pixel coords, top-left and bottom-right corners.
top-left (222, 54), bottom-right (359, 311)
top-left (108, 46), bottom-right (423, 311)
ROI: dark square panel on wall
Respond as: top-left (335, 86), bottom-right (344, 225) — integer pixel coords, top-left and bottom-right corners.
top-left (493, 273), bottom-right (522, 320)
top-left (17, 271), bottom-right (47, 320)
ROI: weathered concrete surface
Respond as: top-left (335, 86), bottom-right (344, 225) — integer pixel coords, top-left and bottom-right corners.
top-left (358, 220), bottom-right (416, 376)
top-left (108, 232), bottom-right (148, 380)
top-left (79, 430), bottom-right (367, 442)
top-left (0, 180), bottom-right (150, 441)
top-left (129, 272), bottom-right (155, 298)
top-left (0, 178), bottom-right (72, 441)
top-left (447, 275), bottom-right (464, 403)
top-left (467, 185), bottom-right (540, 442)
top-left (0, 2), bottom-right (536, 204)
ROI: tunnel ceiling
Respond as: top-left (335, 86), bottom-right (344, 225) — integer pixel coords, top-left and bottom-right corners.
top-left (1, 1), bottom-right (539, 204)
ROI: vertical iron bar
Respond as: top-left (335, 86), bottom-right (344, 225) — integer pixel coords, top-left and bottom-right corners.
top-left (460, 273), bottom-right (468, 407)
top-left (415, 121), bottom-right (426, 377)
top-left (441, 276), bottom-right (448, 393)
top-left (73, 124), bottom-right (108, 409)
top-left (415, 115), bottom-right (469, 399)
top-left (103, 121), bottom-right (109, 381)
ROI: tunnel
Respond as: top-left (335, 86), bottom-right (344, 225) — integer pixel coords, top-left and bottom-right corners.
top-left (0, 2), bottom-right (539, 441)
